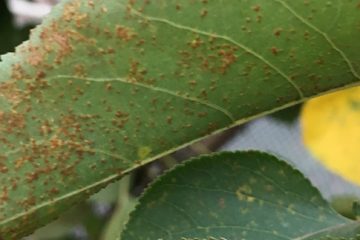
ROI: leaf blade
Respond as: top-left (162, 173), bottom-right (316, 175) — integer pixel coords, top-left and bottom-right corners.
top-left (1, 0), bottom-right (360, 238)
top-left (122, 151), bottom-right (358, 240)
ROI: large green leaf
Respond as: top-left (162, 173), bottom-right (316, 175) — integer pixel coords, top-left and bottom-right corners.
top-left (0, 0), bottom-right (359, 238)
top-left (122, 151), bottom-right (360, 239)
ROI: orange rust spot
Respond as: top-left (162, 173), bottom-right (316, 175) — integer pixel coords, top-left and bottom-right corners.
top-left (27, 46), bottom-right (44, 66)
top-left (189, 37), bottom-right (203, 49)
top-left (1, 113), bottom-right (26, 133)
top-left (0, 163), bottom-right (8, 173)
top-left (26, 172), bottom-right (39, 183)
top-left (106, 83), bottom-right (112, 91)
top-left (271, 46), bottom-right (279, 55)
top-left (15, 157), bottom-right (27, 170)
top-left (49, 138), bottom-right (64, 149)
top-left (0, 187), bottom-right (8, 203)
top-left (0, 82), bottom-right (23, 105)
top-left (49, 187), bottom-right (59, 195)
top-left (252, 5), bottom-right (261, 12)
top-left (166, 116), bottom-right (173, 124)
top-left (200, 9), bottom-right (208, 18)
top-left (10, 63), bottom-right (27, 80)
top-left (116, 25), bottom-right (136, 42)
top-left (218, 49), bottom-right (237, 74)
top-left (101, 6), bottom-right (108, 13)
top-left (62, 1), bottom-right (82, 22)
top-left (88, 0), bottom-right (95, 8)
top-left (36, 71), bottom-right (46, 80)
top-left (39, 23), bottom-right (79, 64)
top-left (273, 28), bottom-right (283, 37)
top-left (21, 196), bottom-right (37, 208)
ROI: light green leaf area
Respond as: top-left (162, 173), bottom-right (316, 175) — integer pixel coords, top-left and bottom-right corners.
top-left (122, 152), bottom-right (360, 240)
top-left (0, 0), bottom-right (359, 238)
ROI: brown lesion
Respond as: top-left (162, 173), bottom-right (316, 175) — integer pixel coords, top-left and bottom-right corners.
top-left (10, 63), bottom-right (27, 81)
top-left (0, 186), bottom-right (9, 204)
top-left (116, 25), bottom-right (137, 42)
top-left (62, 0), bottom-right (82, 23)
top-left (26, 45), bottom-right (45, 67)
top-left (39, 23), bottom-right (74, 65)
top-left (0, 162), bottom-right (8, 174)
top-left (0, 112), bottom-right (26, 133)
top-left (0, 81), bottom-right (24, 106)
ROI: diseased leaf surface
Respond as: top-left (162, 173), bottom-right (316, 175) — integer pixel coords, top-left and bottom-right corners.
top-left (122, 151), bottom-right (360, 240)
top-left (0, 0), bottom-right (360, 238)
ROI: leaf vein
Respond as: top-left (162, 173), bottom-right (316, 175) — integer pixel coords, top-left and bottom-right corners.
top-left (275, 0), bottom-right (360, 81)
top-left (125, 5), bottom-right (305, 99)
top-left (48, 75), bottom-right (236, 122)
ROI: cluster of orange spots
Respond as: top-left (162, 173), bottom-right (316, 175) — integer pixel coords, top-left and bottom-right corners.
top-left (112, 111), bottom-right (129, 129)
top-left (10, 63), bottom-right (26, 80)
top-left (73, 64), bottom-right (86, 77)
top-left (20, 196), bottom-right (37, 209)
top-left (15, 156), bottom-right (28, 170)
top-left (251, 4), bottom-right (263, 22)
top-left (0, 161), bottom-right (8, 174)
top-left (116, 25), bottom-right (137, 42)
top-left (39, 121), bottom-right (52, 136)
top-left (189, 37), bottom-right (203, 49)
top-left (35, 25), bottom-right (72, 65)
top-left (181, 34), bottom-right (241, 75)
top-left (23, 0), bottom-right (96, 70)
top-left (128, 60), bottom-right (151, 84)
top-left (62, 0), bottom-right (82, 22)
top-left (1, 112), bottom-right (26, 133)
top-left (218, 48), bottom-right (238, 74)
top-left (50, 138), bottom-right (65, 150)
top-left (41, 27), bottom-right (75, 65)
top-left (0, 82), bottom-right (23, 106)
top-left (87, 0), bottom-right (94, 8)
top-left (0, 187), bottom-right (8, 203)
top-left (252, 4), bottom-right (261, 12)
top-left (26, 46), bottom-right (44, 66)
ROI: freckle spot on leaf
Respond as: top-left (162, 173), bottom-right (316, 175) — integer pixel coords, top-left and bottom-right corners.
top-left (137, 146), bottom-right (152, 160)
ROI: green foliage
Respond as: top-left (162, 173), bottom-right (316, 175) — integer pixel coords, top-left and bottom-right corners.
top-left (122, 152), bottom-right (360, 239)
top-left (0, 0), bottom-right (359, 239)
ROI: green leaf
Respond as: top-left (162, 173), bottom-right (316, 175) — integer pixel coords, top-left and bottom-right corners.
top-left (0, 0), bottom-right (360, 238)
top-left (122, 151), bottom-right (360, 240)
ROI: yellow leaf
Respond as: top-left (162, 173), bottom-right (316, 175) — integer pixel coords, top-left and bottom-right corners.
top-left (301, 87), bottom-right (360, 185)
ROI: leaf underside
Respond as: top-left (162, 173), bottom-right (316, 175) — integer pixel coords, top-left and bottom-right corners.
top-left (0, 0), bottom-right (359, 238)
top-left (122, 151), bottom-right (360, 240)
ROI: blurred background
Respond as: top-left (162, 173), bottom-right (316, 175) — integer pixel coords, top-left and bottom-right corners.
top-left (1, 1), bottom-right (360, 239)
